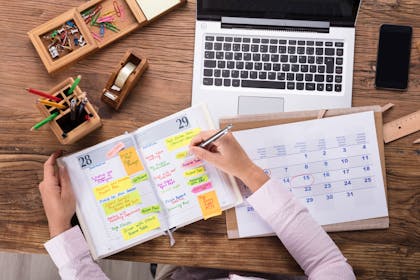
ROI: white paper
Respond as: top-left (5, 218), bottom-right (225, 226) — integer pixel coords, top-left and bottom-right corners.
top-left (136, 0), bottom-right (180, 20)
top-left (233, 111), bottom-right (389, 238)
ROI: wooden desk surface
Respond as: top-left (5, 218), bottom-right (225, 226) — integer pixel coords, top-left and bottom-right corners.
top-left (0, 0), bottom-right (419, 279)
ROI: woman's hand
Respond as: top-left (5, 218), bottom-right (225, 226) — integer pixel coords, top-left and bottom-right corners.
top-left (39, 151), bottom-right (76, 238)
top-left (189, 131), bottom-right (269, 192)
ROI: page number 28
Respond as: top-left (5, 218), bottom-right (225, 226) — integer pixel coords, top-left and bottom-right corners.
top-left (176, 116), bottom-right (189, 130)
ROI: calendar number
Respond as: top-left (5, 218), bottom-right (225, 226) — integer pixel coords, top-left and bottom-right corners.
top-left (341, 158), bottom-right (349, 164)
top-left (363, 166), bottom-right (370, 171)
top-left (344, 180), bottom-right (352, 186)
top-left (304, 186), bottom-right (312, 192)
top-left (306, 197), bottom-right (314, 203)
top-left (324, 183), bottom-right (332, 189)
top-left (176, 116), bottom-right (189, 129)
top-left (362, 155), bottom-right (369, 160)
top-left (326, 194), bottom-right (333, 200)
top-left (323, 171), bottom-right (330, 177)
top-left (342, 169), bottom-right (349, 174)
top-left (78, 155), bottom-right (93, 168)
top-left (364, 177), bottom-right (372, 183)
top-left (303, 175), bottom-right (311, 181)
top-left (283, 177), bottom-right (290, 183)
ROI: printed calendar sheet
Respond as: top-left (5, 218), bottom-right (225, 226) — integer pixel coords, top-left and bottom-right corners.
top-left (233, 111), bottom-right (389, 238)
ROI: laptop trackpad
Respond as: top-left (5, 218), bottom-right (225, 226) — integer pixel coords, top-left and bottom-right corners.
top-left (238, 96), bottom-right (284, 115)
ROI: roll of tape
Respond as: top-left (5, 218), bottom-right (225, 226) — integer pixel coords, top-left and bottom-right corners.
top-left (114, 62), bottom-right (136, 89)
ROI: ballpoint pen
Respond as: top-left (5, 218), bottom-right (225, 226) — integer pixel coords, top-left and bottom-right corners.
top-left (198, 124), bottom-right (233, 148)
top-left (70, 98), bottom-right (77, 122)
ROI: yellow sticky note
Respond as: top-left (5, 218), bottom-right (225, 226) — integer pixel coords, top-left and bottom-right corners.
top-left (120, 215), bottom-right (161, 240)
top-left (197, 190), bottom-right (222, 220)
top-left (141, 204), bottom-right (161, 214)
top-left (183, 166), bottom-right (205, 177)
top-left (175, 151), bottom-right (189, 159)
top-left (188, 174), bottom-right (209, 186)
top-left (93, 176), bottom-right (132, 200)
top-left (102, 191), bottom-right (142, 216)
top-left (119, 147), bottom-right (144, 175)
top-left (164, 128), bottom-right (201, 152)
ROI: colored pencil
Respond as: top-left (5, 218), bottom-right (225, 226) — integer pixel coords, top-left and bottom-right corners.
top-left (68, 75), bottom-right (82, 94)
top-left (37, 99), bottom-right (67, 110)
top-left (26, 88), bottom-right (61, 102)
top-left (30, 112), bottom-right (59, 131)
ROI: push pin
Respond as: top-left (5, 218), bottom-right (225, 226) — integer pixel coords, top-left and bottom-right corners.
top-left (70, 29), bottom-right (79, 35)
top-left (49, 46), bottom-right (59, 58)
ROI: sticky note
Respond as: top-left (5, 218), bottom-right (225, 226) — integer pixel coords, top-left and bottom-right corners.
top-left (131, 173), bottom-right (149, 184)
top-left (188, 175), bottom-right (209, 186)
top-left (141, 204), bottom-right (161, 214)
top-left (183, 166), bottom-right (205, 177)
top-left (136, 0), bottom-right (180, 20)
top-left (102, 191), bottom-right (142, 216)
top-left (119, 147), bottom-right (144, 175)
top-left (175, 151), bottom-right (189, 159)
top-left (106, 142), bottom-right (125, 159)
top-left (120, 215), bottom-right (161, 240)
top-left (197, 190), bottom-right (222, 220)
top-left (165, 128), bottom-right (201, 152)
top-left (191, 182), bottom-right (212, 194)
top-left (93, 176), bottom-right (132, 200)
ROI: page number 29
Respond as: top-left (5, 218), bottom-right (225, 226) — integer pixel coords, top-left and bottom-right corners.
top-left (176, 116), bottom-right (189, 129)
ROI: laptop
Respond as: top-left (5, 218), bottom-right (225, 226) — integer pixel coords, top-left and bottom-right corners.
top-left (192, 0), bottom-right (362, 124)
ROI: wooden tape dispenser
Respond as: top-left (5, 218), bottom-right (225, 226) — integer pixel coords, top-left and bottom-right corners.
top-left (102, 49), bottom-right (148, 110)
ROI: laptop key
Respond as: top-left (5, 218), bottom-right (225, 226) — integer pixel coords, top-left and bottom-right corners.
top-left (234, 37), bottom-right (242, 42)
top-left (282, 64), bottom-right (290, 72)
top-left (217, 61), bottom-right (226, 68)
top-left (204, 60), bottom-right (216, 68)
top-left (335, 42), bottom-right (344, 47)
top-left (288, 46), bottom-right (296, 54)
top-left (290, 55), bottom-right (297, 63)
top-left (224, 43), bottom-right (232, 51)
top-left (318, 65), bottom-right (325, 73)
top-left (242, 80), bottom-right (286, 89)
top-left (262, 54), bottom-right (270, 62)
top-left (203, 78), bottom-right (213, 85)
top-left (259, 72), bottom-right (267, 79)
top-left (268, 72), bottom-right (276, 80)
top-left (204, 69), bottom-right (213, 77)
top-left (271, 54), bottom-right (279, 62)
top-left (336, 66), bottom-right (343, 74)
top-left (325, 42), bottom-right (333, 47)
top-left (232, 70), bottom-right (239, 78)
top-left (264, 63), bottom-right (272, 71)
top-left (307, 41), bottom-right (314, 46)
top-left (241, 70), bottom-right (249, 79)
top-left (243, 53), bottom-right (251, 61)
top-left (335, 84), bottom-right (342, 92)
top-left (236, 62), bottom-right (244, 70)
top-left (205, 42), bottom-right (213, 50)
top-left (216, 36), bottom-right (224, 41)
top-left (297, 82), bottom-right (305, 90)
top-left (315, 74), bottom-right (324, 82)
top-left (216, 52), bottom-right (224, 59)
top-left (205, 51), bottom-right (215, 59)
top-left (291, 64), bottom-right (299, 72)
top-left (214, 43), bottom-right (222, 50)
top-left (245, 62), bottom-right (253, 70)
top-left (335, 75), bottom-right (342, 83)
top-left (325, 57), bottom-right (334, 73)
top-left (233, 44), bottom-right (241, 51)
top-left (316, 56), bottom-right (323, 64)
top-left (250, 71), bottom-right (258, 79)
top-left (261, 38), bottom-right (269, 44)
top-left (316, 41), bottom-right (323, 46)
top-left (277, 72), bottom-right (286, 80)
top-left (227, 61), bottom-right (235, 69)
top-left (215, 78), bottom-right (222, 86)
top-left (298, 40), bottom-right (305, 45)
top-left (279, 39), bottom-right (287, 44)
top-left (252, 38), bottom-right (260, 43)
top-left (234, 53), bottom-right (243, 60)
top-left (306, 83), bottom-right (316, 90)
top-left (289, 40), bottom-right (297, 45)
top-left (287, 82), bottom-right (295, 90)
top-left (317, 83), bottom-right (324, 91)
top-left (270, 45), bottom-right (278, 53)
top-left (243, 38), bottom-right (251, 43)
top-left (279, 46), bottom-right (287, 53)
top-left (224, 79), bottom-right (231, 86)
top-left (251, 45), bottom-right (259, 52)
top-left (325, 48), bottom-right (334, 56)
top-left (242, 44), bottom-right (250, 52)
top-left (326, 75), bottom-right (333, 82)
top-left (326, 84), bottom-right (333, 91)
top-left (222, 70), bottom-right (230, 77)
top-left (297, 47), bottom-right (305, 54)
top-left (225, 52), bottom-right (233, 60)
top-left (305, 74), bottom-right (313, 81)
top-left (260, 45), bottom-right (268, 53)
top-left (205, 36), bottom-right (214, 41)
top-left (301, 65), bottom-right (309, 72)
top-left (214, 69), bottom-right (221, 77)
top-left (306, 47), bottom-right (314, 55)
top-left (337, 49), bottom-right (344, 56)
top-left (287, 73), bottom-right (295, 80)
top-left (225, 37), bottom-right (233, 42)
top-left (308, 56), bottom-right (315, 64)
top-left (255, 62), bottom-right (262, 70)
top-left (232, 79), bottom-right (240, 87)
top-left (336, 57), bottom-right (343, 65)
top-left (273, 63), bottom-right (280, 71)
top-left (316, 48), bottom-right (323, 55)
top-left (310, 65), bottom-right (317, 73)
top-left (299, 56), bottom-right (307, 63)
top-left (270, 39), bottom-right (278, 44)
top-left (280, 55), bottom-right (288, 62)
top-left (296, 73), bottom-right (304, 81)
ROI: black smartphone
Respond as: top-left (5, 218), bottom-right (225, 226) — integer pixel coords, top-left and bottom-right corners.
top-left (375, 24), bottom-right (412, 90)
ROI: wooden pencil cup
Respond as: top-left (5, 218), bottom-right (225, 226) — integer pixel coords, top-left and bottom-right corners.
top-left (101, 50), bottom-right (148, 110)
top-left (35, 77), bottom-right (102, 144)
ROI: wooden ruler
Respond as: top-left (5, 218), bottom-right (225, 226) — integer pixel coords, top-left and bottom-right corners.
top-left (383, 110), bottom-right (420, 143)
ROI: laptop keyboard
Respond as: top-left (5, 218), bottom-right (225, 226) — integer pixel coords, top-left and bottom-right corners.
top-left (202, 35), bottom-right (344, 93)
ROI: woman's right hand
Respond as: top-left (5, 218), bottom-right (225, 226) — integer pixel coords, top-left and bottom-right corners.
top-left (189, 130), bottom-right (269, 192)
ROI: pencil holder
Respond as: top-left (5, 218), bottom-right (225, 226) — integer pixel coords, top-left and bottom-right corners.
top-left (101, 49), bottom-right (148, 110)
top-left (35, 77), bottom-right (102, 144)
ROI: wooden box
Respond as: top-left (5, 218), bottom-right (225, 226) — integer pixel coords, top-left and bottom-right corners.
top-left (101, 50), bottom-right (148, 110)
top-left (28, 0), bottom-right (186, 74)
top-left (35, 77), bottom-right (102, 144)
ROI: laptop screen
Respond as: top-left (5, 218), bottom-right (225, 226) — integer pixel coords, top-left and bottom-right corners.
top-left (197, 0), bottom-right (361, 27)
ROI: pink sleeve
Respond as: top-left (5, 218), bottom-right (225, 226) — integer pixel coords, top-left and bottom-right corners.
top-left (247, 179), bottom-right (355, 280)
top-left (44, 226), bottom-right (109, 280)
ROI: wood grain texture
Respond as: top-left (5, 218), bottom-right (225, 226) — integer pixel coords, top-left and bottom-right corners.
top-left (0, 0), bottom-right (419, 279)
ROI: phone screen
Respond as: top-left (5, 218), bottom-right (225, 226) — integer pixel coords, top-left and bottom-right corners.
top-left (375, 24), bottom-right (412, 90)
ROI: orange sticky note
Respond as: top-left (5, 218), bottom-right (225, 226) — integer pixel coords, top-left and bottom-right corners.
top-left (119, 147), bottom-right (144, 175)
top-left (197, 190), bottom-right (222, 220)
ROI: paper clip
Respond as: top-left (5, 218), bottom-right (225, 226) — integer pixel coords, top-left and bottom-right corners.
top-left (113, 0), bottom-right (122, 17)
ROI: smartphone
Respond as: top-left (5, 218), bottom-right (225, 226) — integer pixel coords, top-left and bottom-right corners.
top-left (375, 24), bottom-right (412, 90)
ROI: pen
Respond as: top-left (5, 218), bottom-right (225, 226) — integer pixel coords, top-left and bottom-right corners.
top-left (30, 112), bottom-right (59, 131)
top-left (70, 98), bottom-right (77, 121)
top-left (77, 97), bottom-right (88, 120)
top-left (37, 99), bottom-right (67, 110)
top-left (68, 75), bottom-right (82, 95)
top-left (198, 124), bottom-right (233, 148)
top-left (26, 88), bottom-right (61, 102)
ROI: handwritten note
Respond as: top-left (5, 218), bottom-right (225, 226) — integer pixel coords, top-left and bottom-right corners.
top-left (183, 166), bottom-right (205, 177)
top-left (198, 190), bottom-right (222, 220)
top-left (119, 147), bottom-right (144, 175)
top-left (107, 142), bottom-right (125, 159)
top-left (141, 205), bottom-right (161, 214)
top-left (131, 173), bottom-right (149, 184)
top-left (93, 176), bottom-right (132, 200)
top-left (120, 215), bottom-right (161, 240)
top-left (191, 182), bottom-right (212, 194)
top-left (164, 128), bottom-right (201, 151)
top-left (188, 175), bottom-right (209, 186)
top-left (102, 191), bottom-right (142, 216)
